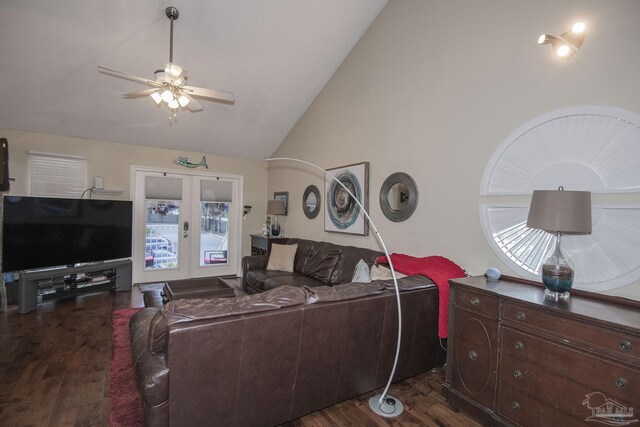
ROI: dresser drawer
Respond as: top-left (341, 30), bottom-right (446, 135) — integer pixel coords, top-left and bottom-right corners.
top-left (449, 307), bottom-right (499, 408)
top-left (454, 287), bottom-right (499, 318)
top-left (501, 326), bottom-right (640, 402)
top-left (500, 354), bottom-right (636, 421)
top-left (498, 381), bottom-right (587, 426)
top-left (502, 301), bottom-right (640, 364)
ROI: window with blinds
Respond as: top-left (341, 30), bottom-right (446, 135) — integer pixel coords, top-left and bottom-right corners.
top-left (28, 152), bottom-right (87, 197)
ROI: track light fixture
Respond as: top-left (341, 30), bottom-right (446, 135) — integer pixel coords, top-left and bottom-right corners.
top-left (538, 22), bottom-right (586, 59)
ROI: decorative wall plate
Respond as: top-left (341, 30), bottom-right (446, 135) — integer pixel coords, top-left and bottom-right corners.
top-left (480, 106), bottom-right (640, 291)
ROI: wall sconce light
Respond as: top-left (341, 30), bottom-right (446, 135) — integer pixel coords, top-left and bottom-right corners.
top-left (538, 22), bottom-right (586, 59)
top-left (243, 205), bottom-right (252, 217)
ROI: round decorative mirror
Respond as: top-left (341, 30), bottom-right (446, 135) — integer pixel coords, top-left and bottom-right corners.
top-left (302, 185), bottom-right (321, 219)
top-left (379, 172), bottom-right (418, 222)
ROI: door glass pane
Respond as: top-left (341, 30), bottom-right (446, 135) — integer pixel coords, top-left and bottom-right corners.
top-left (145, 200), bottom-right (180, 270)
top-left (200, 202), bottom-right (229, 266)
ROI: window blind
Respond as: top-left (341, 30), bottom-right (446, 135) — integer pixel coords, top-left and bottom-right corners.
top-left (29, 153), bottom-right (87, 197)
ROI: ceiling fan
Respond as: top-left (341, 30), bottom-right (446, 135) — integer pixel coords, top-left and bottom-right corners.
top-left (98, 6), bottom-right (234, 119)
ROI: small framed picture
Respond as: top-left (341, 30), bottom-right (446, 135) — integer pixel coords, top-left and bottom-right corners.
top-left (274, 191), bottom-right (289, 215)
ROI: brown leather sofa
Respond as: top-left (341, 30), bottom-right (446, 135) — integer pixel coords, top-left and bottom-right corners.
top-left (129, 277), bottom-right (443, 427)
top-left (242, 238), bottom-right (383, 294)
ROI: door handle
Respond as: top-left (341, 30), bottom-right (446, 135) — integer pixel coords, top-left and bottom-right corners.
top-left (183, 221), bottom-right (189, 238)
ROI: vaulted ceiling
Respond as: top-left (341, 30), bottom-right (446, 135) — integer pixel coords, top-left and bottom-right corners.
top-left (0, 0), bottom-right (387, 159)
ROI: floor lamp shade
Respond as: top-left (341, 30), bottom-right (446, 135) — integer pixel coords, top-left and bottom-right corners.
top-left (526, 187), bottom-right (592, 300)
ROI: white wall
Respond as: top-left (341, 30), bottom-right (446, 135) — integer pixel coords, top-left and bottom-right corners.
top-left (2, 128), bottom-right (268, 260)
top-left (269, 0), bottom-right (640, 300)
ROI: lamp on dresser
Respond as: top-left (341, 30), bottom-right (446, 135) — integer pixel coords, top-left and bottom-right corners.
top-left (266, 200), bottom-right (286, 236)
top-left (526, 186), bottom-right (591, 300)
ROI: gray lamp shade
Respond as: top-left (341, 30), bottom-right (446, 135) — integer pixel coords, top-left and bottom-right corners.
top-left (267, 200), bottom-right (286, 215)
top-left (526, 188), bottom-right (592, 234)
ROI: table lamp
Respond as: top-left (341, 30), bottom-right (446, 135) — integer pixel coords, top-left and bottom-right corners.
top-left (526, 186), bottom-right (592, 300)
top-left (266, 200), bottom-right (286, 236)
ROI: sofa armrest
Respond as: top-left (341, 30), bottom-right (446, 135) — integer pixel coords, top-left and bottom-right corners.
top-left (242, 255), bottom-right (269, 271)
top-left (242, 255), bottom-right (269, 291)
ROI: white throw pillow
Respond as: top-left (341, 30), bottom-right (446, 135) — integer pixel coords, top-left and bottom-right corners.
top-left (266, 244), bottom-right (297, 272)
top-left (352, 259), bottom-right (371, 283)
top-left (370, 264), bottom-right (407, 281)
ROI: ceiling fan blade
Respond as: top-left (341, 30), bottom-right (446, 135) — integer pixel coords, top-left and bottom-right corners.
top-left (123, 88), bottom-right (161, 98)
top-left (182, 85), bottom-right (235, 104)
top-left (97, 65), bottom-right (162, 88)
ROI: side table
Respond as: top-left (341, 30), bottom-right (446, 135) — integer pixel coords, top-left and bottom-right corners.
top-left (250, 234), bottom-right (289, 256)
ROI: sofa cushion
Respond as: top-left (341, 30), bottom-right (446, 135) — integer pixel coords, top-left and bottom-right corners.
top-left (148, 285), bottom-right (307, 354)
top-left (286, 238), bottom-right (316, 273)
top-left (303, 282), bottom-right (386, 304)
top-left (329, 246), bottom-right (382, 284)
top-left (266, 243), bottom-right (297, 272)
top-left (301, 241), bottom-right (343, 283)
top-left (370, 264), bottom-right (407, 281)
top-left (263, 273), bottom-right (325, 290)
top-left (376, 274), bottom-right (437, 291)
top-left (245, 269), bottom-right (292, 292)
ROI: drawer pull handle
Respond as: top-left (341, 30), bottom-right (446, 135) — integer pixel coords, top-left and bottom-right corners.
top-left (511, 402), bottom-right (521, 411)
top-left (514, 341), bottom-right (525, 351)
top-left (468, 351), bottom-right (478, 360)
top-left (516, 311), bottom-right (527, 321)
top-left (513, 370), bottom-right (523, 380)
top-left (619, 340), bottom-right (632, 352)
top-left (615, 377), bottom-right (629, 389)
top-left (470, 297), bottom-right (480, 306)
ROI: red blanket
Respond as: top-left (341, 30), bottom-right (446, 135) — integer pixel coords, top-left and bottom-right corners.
top-left (377, 253), bottom-right (466, 338)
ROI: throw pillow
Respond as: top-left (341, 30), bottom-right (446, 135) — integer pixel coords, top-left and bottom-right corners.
top-left (370, 264), bottom-right (407, 281)
top-left (352, 259), bottom-right (371, 283)
top-left (266, 243), bottom-right (297, 272)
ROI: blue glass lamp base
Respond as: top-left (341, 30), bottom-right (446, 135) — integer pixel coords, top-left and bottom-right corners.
top-left (544, 288), bottom-right (570, 301)
top-left (542, 272), bottom-right (573, 301)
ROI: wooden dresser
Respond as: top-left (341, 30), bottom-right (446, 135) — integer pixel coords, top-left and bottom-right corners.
top-left (443, 276), bottom-right (640, 426)
top-left (250, 234), bottom-right (289, 256)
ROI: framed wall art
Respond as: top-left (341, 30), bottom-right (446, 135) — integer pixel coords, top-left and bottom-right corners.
top-left (324, 162), bottom-right (369, 235)
top-left (274, 191), bottom-right (289, 215)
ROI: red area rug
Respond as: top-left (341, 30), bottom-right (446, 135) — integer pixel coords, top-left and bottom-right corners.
top-left (110, 308), bottom-right (144, 427)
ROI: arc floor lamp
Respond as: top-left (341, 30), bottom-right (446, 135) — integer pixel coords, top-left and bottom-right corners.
top-left (265, 157), bottom-right (405, 417)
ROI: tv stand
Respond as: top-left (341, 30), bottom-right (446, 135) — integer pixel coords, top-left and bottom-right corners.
top-left (18, 259), bottom-right (132, 314)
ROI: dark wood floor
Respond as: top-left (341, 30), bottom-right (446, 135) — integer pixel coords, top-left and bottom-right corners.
top-left (0, 288), bottom-right (481, 427)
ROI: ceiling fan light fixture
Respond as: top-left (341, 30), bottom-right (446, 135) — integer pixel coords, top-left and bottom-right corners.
top-left (161, 89), bottom-right (174, 103)
top-left (166, 63), bottom-right (184, 79)
top-left (150, 92), bottom-right (163, 104)
top-left (168, 98), bottom-right (179, 109)
top-left (177, 94), bottom-right (190, 107)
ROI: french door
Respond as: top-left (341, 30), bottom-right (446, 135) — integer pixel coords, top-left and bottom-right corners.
top-left (132, 167), bottom-right (242, 283)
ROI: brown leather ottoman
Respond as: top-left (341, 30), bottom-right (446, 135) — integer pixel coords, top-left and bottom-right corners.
top-left (164, 276), bottom-right (237, 300)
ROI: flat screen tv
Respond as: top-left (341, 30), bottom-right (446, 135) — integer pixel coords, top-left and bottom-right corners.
top-left (2, 196), bottom-right (132, 272)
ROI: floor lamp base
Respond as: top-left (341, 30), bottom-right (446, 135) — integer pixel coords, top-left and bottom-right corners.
top-left (368, 394), bottom-right (404, 417)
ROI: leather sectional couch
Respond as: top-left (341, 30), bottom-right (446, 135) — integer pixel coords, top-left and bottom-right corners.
top-left (242, 238), bottom-right (383, 294)
top-left (129, 277), bottom-right (443, 426)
